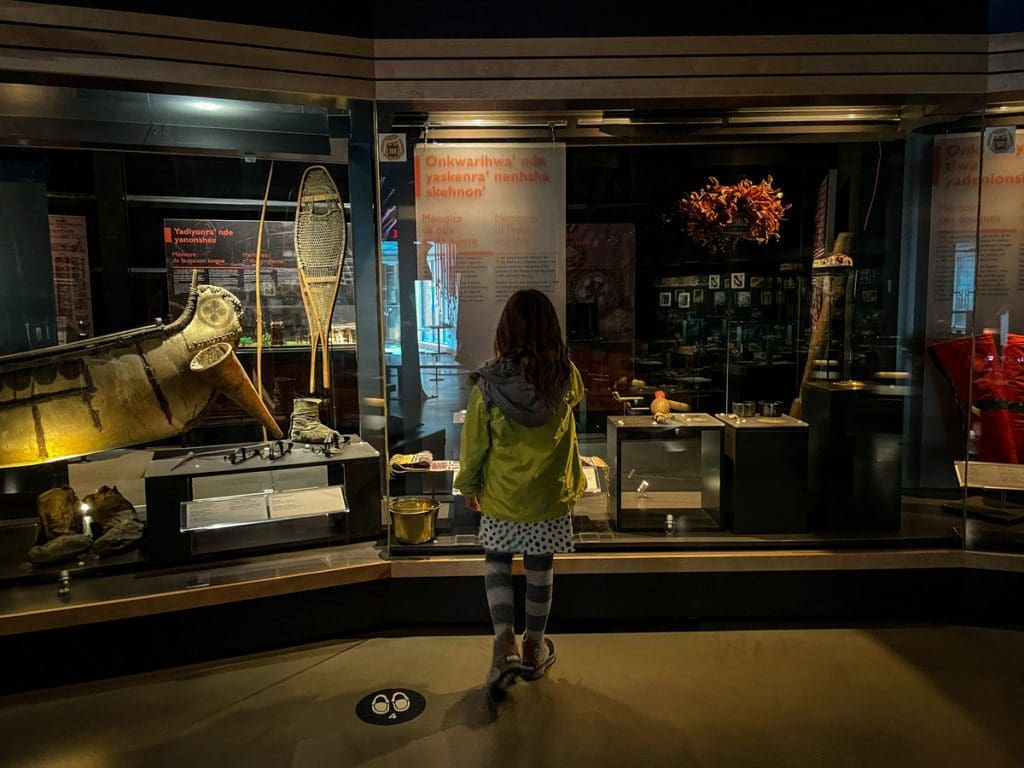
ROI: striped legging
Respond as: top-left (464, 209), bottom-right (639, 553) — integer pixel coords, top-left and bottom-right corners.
top-left (484, 551), bottom-right (554, 647)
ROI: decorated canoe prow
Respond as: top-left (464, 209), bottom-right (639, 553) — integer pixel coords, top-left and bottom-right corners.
top-left (0, 272), bottom-right (282, 469)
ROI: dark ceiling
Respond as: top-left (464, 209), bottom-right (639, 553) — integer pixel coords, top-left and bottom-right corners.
top-left (23, 0), bottom-right (1007, 38)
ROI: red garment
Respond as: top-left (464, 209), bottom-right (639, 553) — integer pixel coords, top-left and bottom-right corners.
top-left (999, 334), bottom-right (1024, 462)
top-left (929, 334), bottom-right (1018, 463)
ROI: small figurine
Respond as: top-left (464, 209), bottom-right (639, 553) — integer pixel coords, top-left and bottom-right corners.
top-left (650, 390), bottom-right (671, 418)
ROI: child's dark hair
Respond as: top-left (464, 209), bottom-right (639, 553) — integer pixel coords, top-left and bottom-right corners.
top-left (494, 289), bottom-right (571, 405)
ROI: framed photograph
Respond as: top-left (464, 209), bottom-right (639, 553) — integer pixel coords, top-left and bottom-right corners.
top-left (761, 291), bottom-right (773, 306)
top-left (659, 291), bottom-right (673, 307)
top-left (708, 274), bottom-right (721, 289)
top-left (693, 289), bottom-right (705, 304)
top-left (731, 272), bottom-right (746, 289)
top-left (713, 291), bottom-right (727, 307)
top-left (750, 276), bottom-right (765, 288)
top-left (737, 291), bottom-right (751, 307)
top-left (784, 277), bottom-right (796, 289)
top-left (676, 291), bottom-right (691, 308)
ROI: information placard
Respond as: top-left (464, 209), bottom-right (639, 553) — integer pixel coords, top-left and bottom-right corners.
top-left (48, 214), bottom-right (92, 344)
top-left (184, 494), bottom-right (269, 530)
top-left (164, 219), bottom-right (354, 346)
top-left (414, 143), bottom-right (566, 369)
top-left (268, 486), bottom-right (347, 519)
top-left (954, 460), bottom-right (1024, 491)
top-left (926, 133), bottom-right (1024, 341)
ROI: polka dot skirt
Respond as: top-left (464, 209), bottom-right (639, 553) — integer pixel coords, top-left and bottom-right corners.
top-left (478, 513), bottom-right (575, 555)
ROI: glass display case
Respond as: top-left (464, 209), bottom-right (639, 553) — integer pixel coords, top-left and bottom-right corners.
top-left (606, 414), bottom-right (723, 534)
top-left (2, 32), bottom-right (1021, 591)
top-left (945, 102), bottom-right (1024, 555)
top-left (376, 100), bottom-right (984, 555)
top-left (0, 86), bottom-right (387, 593)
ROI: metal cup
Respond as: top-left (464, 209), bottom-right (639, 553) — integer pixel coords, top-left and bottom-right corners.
top-left (759, 401), bottom-right (783, 417)
top-left (732, 401), bottom-right (756, 417)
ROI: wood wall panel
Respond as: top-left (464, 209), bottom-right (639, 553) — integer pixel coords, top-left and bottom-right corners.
top-left (0, 47), bottom-right (374, 100)
top-left (373, 34), bottom-right (991, 59)
top-left (371, 35), bottom-right (997, 105)
top-left (0, 0), bottom-right (374, 101)
top-left (0, 0), bottom-right (370, 56)
top-left (0, 1), bottom-right (1019, 105)
top-left (0, 22), bottom-right (374, 79)
top-left (989, 33), bottom-right (1024, 96)
top-left (374, 54), bottom-right (987, 81)
top-left (375, 75), bottom-right (988, 103)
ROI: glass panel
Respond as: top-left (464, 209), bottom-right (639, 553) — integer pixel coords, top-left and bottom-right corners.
top-left (961, 99), bottom-right (1024, 553)
top-left (0, 88), bottom-right (386, 592)
top-left (377, 103), bottom-right (995, 554)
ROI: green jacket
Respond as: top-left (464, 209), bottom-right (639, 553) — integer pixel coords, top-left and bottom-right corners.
top-left (454, 361), bottom-right (585, 523)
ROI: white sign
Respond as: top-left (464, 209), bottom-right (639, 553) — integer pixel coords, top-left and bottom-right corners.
top-left (184, 494), bottom-right (268, 530)
top-left (954, 460), bottom-right (1024, 491)
top-left (48, 214), bottom-right (92, 344)
top-left (415, 142), bottom-right (566, 370)
top-left (268, 486), bottom-right (346, 519)
top-left (926, 132), bottom-right (1024, 341)
top-left (379, 133), bottom-right (408, 162)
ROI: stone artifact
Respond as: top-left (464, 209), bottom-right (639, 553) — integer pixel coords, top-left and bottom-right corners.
top-left (295, 165), bottom-right (346, 392)
top-left (289, 397), bottom-right (342, 444)
top-left (28, 534), bottom-right (92, 565)
top-left (0, 273), bottom-right (282, 468)
top-left (36, 486), bottom-right (82, 539)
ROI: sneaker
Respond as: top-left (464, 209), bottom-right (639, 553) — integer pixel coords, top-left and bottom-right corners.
top-left (521, 637), bottom-right (556, 681)
top-left (487, 651), bottom-right (522, 702)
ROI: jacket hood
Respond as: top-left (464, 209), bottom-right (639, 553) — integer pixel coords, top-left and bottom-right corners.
top-left (472, 358), bottom-right (563, 427)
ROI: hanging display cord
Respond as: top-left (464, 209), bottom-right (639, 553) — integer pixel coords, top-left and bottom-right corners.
top-left (254, 160), bottom-right (275, 442)
top-left (862, 141), bottom-right (882, 232)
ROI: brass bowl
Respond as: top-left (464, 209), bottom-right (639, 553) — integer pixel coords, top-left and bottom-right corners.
top-left (389, 497), bottom-right (440, 545)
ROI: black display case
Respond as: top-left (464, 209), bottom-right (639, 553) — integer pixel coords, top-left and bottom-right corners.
top-left (718, 413), bottom-right (809, 533)
top-left (803, 381), bottom-right (903, 532)
top-left (607, 414), bottom-right (724, 532)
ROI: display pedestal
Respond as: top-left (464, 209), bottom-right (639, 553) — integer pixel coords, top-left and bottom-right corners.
top-left (804, 381), bottom-right (902, 531)
top-left (718, 413), bottom-right (808, 534)
top-left (144, 437), bottom-right (380, 562)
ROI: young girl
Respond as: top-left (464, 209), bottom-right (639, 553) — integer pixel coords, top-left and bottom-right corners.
top-left (454, 289), bottom-right (585, 702)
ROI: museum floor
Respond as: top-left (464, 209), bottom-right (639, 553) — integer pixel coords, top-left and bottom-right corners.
top-left (2, 623), bottom-right (1023, 767)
